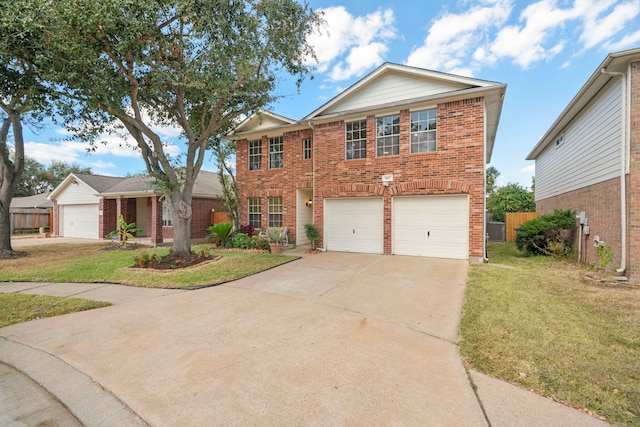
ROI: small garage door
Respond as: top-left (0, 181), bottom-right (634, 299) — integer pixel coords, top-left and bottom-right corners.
top-left (62, 204), bottom-right (99, 239)
top-left (324, 198), bottom-right (384, 254)
top-left (392, 195), bottom-right (468, 259)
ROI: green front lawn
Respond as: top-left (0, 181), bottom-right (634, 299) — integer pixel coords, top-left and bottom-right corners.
top-left (0, 293), bottom-right (111, 327)
top-left (461, 243), bottom-right (640, 426)
top-left (0, 243), bottom-right (297, 288)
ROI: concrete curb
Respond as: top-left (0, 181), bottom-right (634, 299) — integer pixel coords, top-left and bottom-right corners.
top-left (0, 337), bottom-right (147, 427)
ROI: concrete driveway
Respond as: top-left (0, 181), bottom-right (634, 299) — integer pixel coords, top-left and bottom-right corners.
top-left (0, 252), bottom-right (609, 426)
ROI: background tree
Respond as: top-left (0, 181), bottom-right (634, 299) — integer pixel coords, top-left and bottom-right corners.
top-left (210, 139), bottom-right (240, 229)
top-left (16, 157), bottom-right (91, 196)
top-left (486, 182), bottom-right (535, 222)
top-left (0, 13), bottom-right (51, 253)
top-left (486, 166), bottom-right (500, 195)
top-left (9, 0), bottom-right (320, 256)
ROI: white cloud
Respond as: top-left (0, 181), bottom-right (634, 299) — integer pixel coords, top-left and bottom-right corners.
top-left (308, 6), bottom-right (397, 81)
top-left (406, 0), bottom-right (513, 73)
top-left (580, 1), bottom-right (640, 49)
top-left (406, 0), bottom-right (640, 74)
top-left (521, 163), bottom-right (535, 174)
top-left (24, 141), bottom-right (86, 164)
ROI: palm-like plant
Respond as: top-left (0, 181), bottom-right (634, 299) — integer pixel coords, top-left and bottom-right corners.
top-left (207, 222), bottom-right (234, 247)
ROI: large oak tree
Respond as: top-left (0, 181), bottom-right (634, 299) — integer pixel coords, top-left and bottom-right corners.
top-left (7, 0), bottom-right (320, 255)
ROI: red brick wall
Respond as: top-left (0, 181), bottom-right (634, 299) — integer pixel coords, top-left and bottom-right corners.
top-left (190, 198), bottom-right (227, 238)
top-left (629, 60), bottom-right (640, 279)
top-left (536, 178), bottom-right (622, 269)
top-left (236, 128), bottom-right (314, 237)
top-left (100, 199), bottom-right (117, 239)
top-left (236, 98), bottom-right (487, 260)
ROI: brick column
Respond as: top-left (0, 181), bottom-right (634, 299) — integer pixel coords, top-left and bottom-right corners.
top-left (150, 196), bottom-right (163, 245)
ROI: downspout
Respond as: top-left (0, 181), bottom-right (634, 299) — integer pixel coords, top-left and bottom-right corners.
top-left (601, 68), bottom-right (627, 276)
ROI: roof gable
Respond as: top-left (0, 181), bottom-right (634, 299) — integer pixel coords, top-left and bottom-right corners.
top-left (233, 110), bottom-right (296, 135)
top-left (49, 173), bottom-right (124, 200)
top-left (305, 63), bottom-right (502, 120)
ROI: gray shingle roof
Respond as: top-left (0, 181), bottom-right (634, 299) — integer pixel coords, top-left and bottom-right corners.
top-left (74, 173), bottom-right (126, 193)
top-left (99, 170), bottom-right (223, 198)
top-left (10, 192), bottom-right (53, 209)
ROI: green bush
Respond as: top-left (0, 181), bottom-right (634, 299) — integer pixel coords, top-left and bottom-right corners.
top-left (231, 233), bottom-right (250, 249)
top-left (249, 235), bottom-right (270, 251)
top-left (207, 222), bottom-right (234, 247)
top-left (516, 209), bottom-right (575, 256)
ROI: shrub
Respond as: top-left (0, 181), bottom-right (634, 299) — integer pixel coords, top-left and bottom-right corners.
top-left (105, 214), bottom-right (142, 247)
top-left (516, 209), bottom-right (575, 256)
top-left (207, 222), bottom-right (234, 247)
top-left (239, 224), bottom-right (255, 237)
top-left (231, 233), bottom-right (250, 249)
top-left (304, 223), bottom-right (320, 250)
top-left (249, 235), bottom-right (270, 251)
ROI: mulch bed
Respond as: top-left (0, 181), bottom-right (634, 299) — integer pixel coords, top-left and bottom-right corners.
top-left (130, 252), bottom-right (222, 271)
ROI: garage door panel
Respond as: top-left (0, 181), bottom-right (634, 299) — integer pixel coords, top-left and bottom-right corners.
top-left (325, 198), bottom-right (383, 254)
top-left (393, 196), bottom-right (468, 259)
top-left (62, 204), bottom-right (99, 239)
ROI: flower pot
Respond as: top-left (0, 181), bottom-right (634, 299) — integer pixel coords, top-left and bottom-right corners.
top-left (269, 243), bottom-right (282, 254)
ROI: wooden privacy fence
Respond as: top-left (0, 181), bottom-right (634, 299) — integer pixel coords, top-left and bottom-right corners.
top-left (10, 208), bottom-right (51, 234)
top-left (210, 211), bottom-right (231, 225)
top-left (505, 211), bottom-right (538, 243)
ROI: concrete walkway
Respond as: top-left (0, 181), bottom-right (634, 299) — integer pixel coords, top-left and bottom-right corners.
top-left (0, 252), bottom-right (610, 426)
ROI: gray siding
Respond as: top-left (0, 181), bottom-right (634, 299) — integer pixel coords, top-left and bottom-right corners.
top-left (535, 78), bottom-right (622, 201)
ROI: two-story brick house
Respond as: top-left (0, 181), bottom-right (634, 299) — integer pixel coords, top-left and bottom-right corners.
top-left (230, 63), bottom-right (506, 261)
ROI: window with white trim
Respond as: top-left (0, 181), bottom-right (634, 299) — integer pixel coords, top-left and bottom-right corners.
top-left (268, 196), bottom-right (282, 227)
top-left (376, 114), bottom-right (400, 156)
top-left (248, 198), bottom-right (261, 229)
top-left (269, 136), bottom-right (283, 169)
top-left (410, 109), bottom-right (437, 153)
top-left (345, 120), bottom-right (367, 160)
top-left (248, 139), bottom-right (262, 170)
top-left (162, 201), bottom-right (172, 227)
top-left (303, 138), bottom-right (312, 160)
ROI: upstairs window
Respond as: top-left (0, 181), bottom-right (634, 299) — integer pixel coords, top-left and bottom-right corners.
top-left (410, 109), bottom-right (437, 153)
top-left (303, 138), bottom-right (312, 160)
top-left (248, 198), bottom-right (261, 229)
top-left (248, 139), bottom-right (262, 170)
top-left (268, 197), bottom-right (282, 227)
top-left (269, 136), bottom-right (283, 169)
top-left (162, 201), bottom-right (172, 227)
top-left (376, 114), bottom-right (400, 156)
top-left (345, 120), bottom-right (367, 160)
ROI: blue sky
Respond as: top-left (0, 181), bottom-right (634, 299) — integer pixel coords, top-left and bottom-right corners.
top-left (22, 0), bottom-right (640, 189)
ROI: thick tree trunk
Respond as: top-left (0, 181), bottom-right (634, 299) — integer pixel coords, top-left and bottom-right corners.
top-left (166, 189), bottom-right (193, 257)
top-left (0, 195), bottom-right (12, 252)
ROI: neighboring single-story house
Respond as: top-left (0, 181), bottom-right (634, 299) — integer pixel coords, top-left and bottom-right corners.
top-left (526, 47), bottom-right (640, 279)
top-left (10, 192), bottom-right (53, 209)
top-left (48, 171), bottom-right (225, 244)
top-left (229, 63), bottom-right (506, 262)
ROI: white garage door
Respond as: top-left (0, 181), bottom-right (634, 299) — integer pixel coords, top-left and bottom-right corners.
top-left (324, 198), bottom-right (384, 254)
top-left (392, 195), bottom-right (468, 259)
top-left (62, 204), bottom-right (99, 239)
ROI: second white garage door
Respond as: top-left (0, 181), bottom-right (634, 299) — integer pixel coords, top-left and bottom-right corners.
top-left (324, 198), bottom-right (384, 254)
top-left (392, 195), bottom-right (469, 259)
top-left (61, 204), bottom-right (99, 239)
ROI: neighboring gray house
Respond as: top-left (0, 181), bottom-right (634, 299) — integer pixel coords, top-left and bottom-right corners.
top-left (526, 47), bottom-right (640, 279)
top-left (48, 171), bottom-right (225, 243)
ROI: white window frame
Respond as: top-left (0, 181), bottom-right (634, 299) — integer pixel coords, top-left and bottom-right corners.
top-left (248, 139), bottom-right (262, 170)
top-left (303, 138), bottom-right (312, 160)
top-left (410, 109), bottom-right (437, 153)
top-left (268, 196), bottom-right (283, 227)
top-left (269, 136), bottom-right (283, 169)
top-left (248, 198), bottom-right (261, 229)
top-left (376, 114), bottom-right (400, 157)
top-left (345, 119), bottom-right (367, 160)
top-left (162, 201), bottom-right (172, 227)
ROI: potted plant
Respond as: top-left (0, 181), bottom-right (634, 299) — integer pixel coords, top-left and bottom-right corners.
top-left (268, 228), bottom-right (284, 254)
top-left (304, 223), bottom-right (320, 251)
